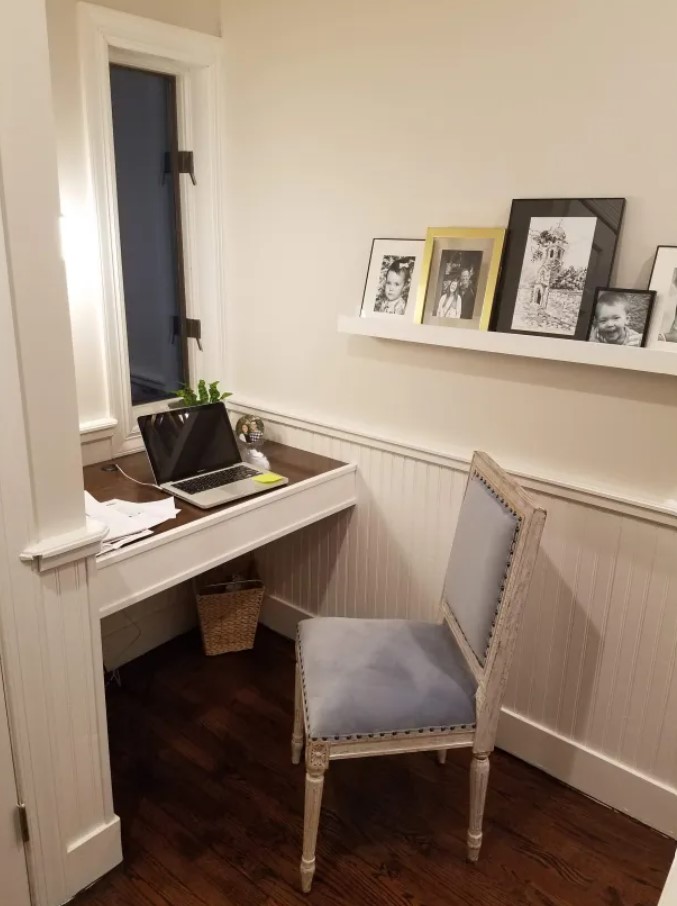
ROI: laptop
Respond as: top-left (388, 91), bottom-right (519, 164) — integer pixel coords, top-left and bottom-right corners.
top-left (137, 403), bottom-right (288, 509)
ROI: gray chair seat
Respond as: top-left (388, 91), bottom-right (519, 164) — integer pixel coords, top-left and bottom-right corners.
top-left (297, 617), bottom-right (477, 740)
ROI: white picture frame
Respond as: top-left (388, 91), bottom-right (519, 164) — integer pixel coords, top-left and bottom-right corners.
top-left (359, 238), bottom-right (425, 320)
top-left (648, 245), bottom-right (677, 349)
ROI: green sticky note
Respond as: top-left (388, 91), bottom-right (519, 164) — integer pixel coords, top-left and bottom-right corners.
top-left (252, 471), bottom-right (284, 484)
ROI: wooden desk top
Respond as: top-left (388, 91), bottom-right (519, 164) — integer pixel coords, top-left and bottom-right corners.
top-left (83, 442), bottom-right (345, 540)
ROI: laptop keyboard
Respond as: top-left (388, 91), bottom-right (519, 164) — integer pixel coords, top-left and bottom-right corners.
top-left (173, 466), bottom-right (259, 495)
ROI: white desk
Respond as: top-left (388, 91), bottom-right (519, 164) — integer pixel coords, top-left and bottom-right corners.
top-left (83, 443), bottom-right (358, 618)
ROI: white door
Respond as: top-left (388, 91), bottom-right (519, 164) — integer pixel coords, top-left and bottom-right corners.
top-left (660, 854), bottom-right (677, 905)
top-left (0, 658), bottom-right (31, 906)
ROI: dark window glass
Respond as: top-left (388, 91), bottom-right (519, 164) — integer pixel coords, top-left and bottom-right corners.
top-left (110, 64), bottom-right (187, 405)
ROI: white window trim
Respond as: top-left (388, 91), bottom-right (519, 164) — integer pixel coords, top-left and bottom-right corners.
top-left (78, 3), bottom-right (228, 454)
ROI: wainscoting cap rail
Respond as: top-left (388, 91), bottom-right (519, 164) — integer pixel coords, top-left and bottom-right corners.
top-left (80, 415), bottom-right (118, 440)
top-left (228, 397), bottom-right (677, 528)
top-left (21, 520), bottom-right (106, 572)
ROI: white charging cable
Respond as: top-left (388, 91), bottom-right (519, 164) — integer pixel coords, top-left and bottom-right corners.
top-left (112, 462), bottom-right (166, 492)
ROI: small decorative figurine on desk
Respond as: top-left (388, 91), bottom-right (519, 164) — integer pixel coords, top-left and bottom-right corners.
top-left (236, 414), bottom-right (269, 469)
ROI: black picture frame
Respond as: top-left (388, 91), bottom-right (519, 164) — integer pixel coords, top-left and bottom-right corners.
top-left (492, 198), bottom-right (625, 340)
top-left (586, 287), bottom-right (656, 348)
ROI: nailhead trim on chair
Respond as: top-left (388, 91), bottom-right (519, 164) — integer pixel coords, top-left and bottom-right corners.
top-left (296, 635), bottom-right (312, 736)
top-left (309, 723), bottom-right (476, 743)
top-left (472, 469), bottom-right (520, 518)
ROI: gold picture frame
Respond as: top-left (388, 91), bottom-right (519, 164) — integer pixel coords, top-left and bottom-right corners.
top-left (415, 227), bottom-right (506, 330)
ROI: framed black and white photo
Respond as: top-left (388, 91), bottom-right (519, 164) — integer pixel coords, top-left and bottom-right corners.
top-left (415, 228), bottom-right (505, 330)
top-left (587, 288), bottom-right (655, 347)
top-left (360, 239), bottom-right (425, 319)
top-left (647, 246), bottom-right (677, 348)
top-left (492, 198), bottom-right (625, 340)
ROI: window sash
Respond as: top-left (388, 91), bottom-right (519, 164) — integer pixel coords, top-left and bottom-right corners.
top-left (109, 63), bottom-right (191, 405)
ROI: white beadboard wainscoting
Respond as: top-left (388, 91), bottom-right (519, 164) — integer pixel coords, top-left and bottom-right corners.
top-left (228, 400), bottom-right (677, 838)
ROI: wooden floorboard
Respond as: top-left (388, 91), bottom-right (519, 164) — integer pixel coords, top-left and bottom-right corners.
top-left (75, 627), bottom-right (674, 906)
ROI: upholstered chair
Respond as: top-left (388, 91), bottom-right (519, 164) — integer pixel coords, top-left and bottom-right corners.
top-left (291, 452), bottom-right (546, 893)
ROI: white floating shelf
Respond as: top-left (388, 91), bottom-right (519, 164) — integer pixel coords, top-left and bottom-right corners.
top-left (338, 316), bottom-right (677, 377)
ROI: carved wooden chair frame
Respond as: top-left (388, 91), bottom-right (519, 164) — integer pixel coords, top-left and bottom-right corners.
top-left (291, 451), bottom-right (547, 892)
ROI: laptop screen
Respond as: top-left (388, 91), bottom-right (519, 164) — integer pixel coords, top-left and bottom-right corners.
top-left (138, 403), bottom-right (242, 484)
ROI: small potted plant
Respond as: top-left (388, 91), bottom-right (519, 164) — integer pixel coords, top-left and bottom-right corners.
top-left (172, 379), bottom-right (232, 408)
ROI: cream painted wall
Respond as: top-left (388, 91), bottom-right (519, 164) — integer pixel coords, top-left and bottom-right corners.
top-left (85, 0), bottom-right (220, 35)
top-left (221, 0), bottom-right (677, 503)
top-left (45, 0), bottom-right (222, 425)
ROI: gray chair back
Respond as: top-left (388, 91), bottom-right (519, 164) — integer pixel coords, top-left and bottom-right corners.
top-left (440, 453), bottom-right (546, 747)
top-left (443, 471), bottom-right (520, 666)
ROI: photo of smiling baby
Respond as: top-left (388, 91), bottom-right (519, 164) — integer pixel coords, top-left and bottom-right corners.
top-left (587, 289), bottom-right (656, 347)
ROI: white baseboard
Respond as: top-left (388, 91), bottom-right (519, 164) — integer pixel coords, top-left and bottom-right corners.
top-left (261, 593), bottom-right (677, 839)
top-left (260, 593), bottom-right (312, 639)
top-left (497, 708), bottom-right (677, 839)
top-left (66, 817), bottom-right (121, 898)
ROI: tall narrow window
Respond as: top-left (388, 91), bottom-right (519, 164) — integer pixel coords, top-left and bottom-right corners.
top-left (109, 64), bottom-right (188, 405)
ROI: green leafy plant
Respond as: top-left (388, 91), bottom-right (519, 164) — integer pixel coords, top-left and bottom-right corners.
top-left (175, 379), bottom-right (232, 407)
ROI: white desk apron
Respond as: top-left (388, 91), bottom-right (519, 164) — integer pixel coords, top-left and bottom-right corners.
top-left (90, 463), bottom-right (358, 619)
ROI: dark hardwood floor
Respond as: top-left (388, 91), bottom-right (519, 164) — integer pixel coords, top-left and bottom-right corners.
top-left (76, 628), bottom-right (674, 906)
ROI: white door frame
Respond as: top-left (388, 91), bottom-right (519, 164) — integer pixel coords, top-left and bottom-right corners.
top-left (0, 657), bottom-right (31, 906)
top-left (0, 1), bottom-right (122, 903)
top-left (660, 855), bottom-right (677, 906)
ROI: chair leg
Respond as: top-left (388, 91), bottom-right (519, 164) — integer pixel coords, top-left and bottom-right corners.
top-left (467, 752), bottom-right (490, 862)
top-left (300, 742), bottom-right (329, 893)
top-left (437, 749), bottom-right (447, 765)
top-left (291, 662), bottom-right (304, 765)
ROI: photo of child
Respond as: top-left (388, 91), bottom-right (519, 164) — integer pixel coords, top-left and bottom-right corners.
top-left (373, 256), bottom-right (415, 315)
top-left (435, 277), bottom-right (462, 318)
top-left (588, 289), bottom-right (655, 347)
top-left (432, 250), bottom-right (482, 320)
top-left (360, 239), bottom-right (424, 320)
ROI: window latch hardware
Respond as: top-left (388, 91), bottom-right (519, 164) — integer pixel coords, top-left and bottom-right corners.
top-left (17, 803), bottom-right (29, 843)
top-left (172, 316), bottom-right (203, 351)
top-left (163, 150), bottom-right (197, 186)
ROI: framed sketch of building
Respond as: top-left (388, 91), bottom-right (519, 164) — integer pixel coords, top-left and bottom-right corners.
top-left (491, 198), bottom-right (625, 340)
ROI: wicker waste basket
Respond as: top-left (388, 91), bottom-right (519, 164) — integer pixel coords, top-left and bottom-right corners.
top-left (194, 560), bottom-right (264, 655)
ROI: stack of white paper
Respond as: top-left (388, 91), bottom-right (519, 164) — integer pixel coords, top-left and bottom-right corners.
top-left (84, 492), bottom-right (179, 554)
